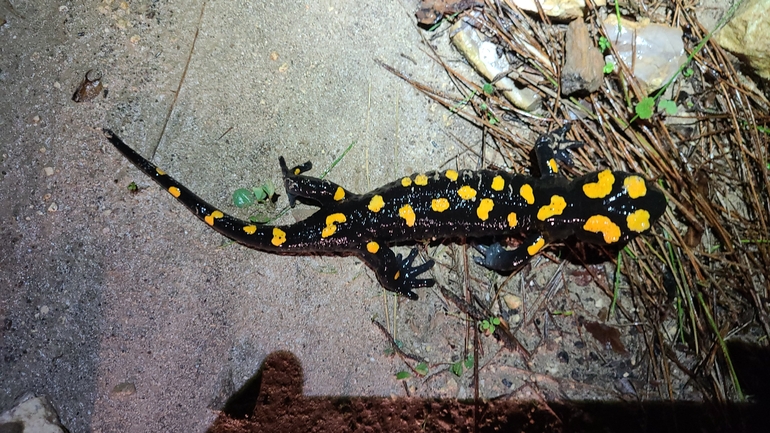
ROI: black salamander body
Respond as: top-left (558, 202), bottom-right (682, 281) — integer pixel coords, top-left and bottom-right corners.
top-left (103, 126), bottom-right (666, 300)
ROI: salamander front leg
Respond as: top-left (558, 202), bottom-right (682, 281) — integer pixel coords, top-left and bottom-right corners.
top-left (359, 243), bottom-right (434, 300)
top-left (474, 234), bottom-right (546, 273)
top-left (534, 124), bottom-right (583, 177)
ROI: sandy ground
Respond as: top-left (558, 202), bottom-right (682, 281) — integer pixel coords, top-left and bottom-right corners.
top-left (0, 1), bottom-right (478, 431)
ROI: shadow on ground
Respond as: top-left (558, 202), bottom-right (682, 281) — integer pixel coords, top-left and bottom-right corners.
top-left (207, 350), bottom-right (769, 433)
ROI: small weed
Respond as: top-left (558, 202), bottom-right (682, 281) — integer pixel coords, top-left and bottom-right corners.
top-left (479, 316), bottom-right (501, 335)
top-left (658, 99), bottom-right (677, 115)
top-left (450, 353), bottom-right (474, 377)
top-left (127, 181), bottom-right (138, 192)
top-left (635, 97), bottom-right (655, 119)
top-left (395, 370), bottom-right (410, 380)
top-left (598, 36), bottom-right (610, 52)
top-left (383, 339), bottom-right (404, 356)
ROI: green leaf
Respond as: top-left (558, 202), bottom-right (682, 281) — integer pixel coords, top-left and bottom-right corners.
top-left (482, 82), bottom-right (494, 95)
top-left (248, 214), bottom-right (270, 224)
top-left (491, 317), bottom-right (501, 325)
top-left (450, 362), bottom-right (463, 377)
top-left (395, 371), bottom-right (411, 380)
top-left (598, 36), bottom-right (610, 52)
top-left (603, 61), bottom-right (615, 74)
top-left (658, 99), bottom-right (677, 115)
top-left (127, 181), bottom-right (138, 192)
top-left (232, 188), bottom-right (255, 208)
top-left (635, 97), bottom-right (655, 119)
top-left (262, 180), bottom-right (276, 198)
top-left (415, 362), bottom-right (429, 376)
top-left (253, 187), bottom-right (267, 201)
top-left (464, 354), bottom-right (474, 369)
top-left (683, 67), bottom-right (694, 77)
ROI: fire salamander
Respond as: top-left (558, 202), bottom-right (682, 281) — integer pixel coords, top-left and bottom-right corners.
top-left (102, 126), bottom-right (666, 300)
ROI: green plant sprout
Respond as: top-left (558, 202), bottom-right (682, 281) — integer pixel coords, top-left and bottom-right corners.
top-left (450, 353), bottom-right (475, 377)
top-left (479, 316), bottom-right (501, 335)
top-left (127, 181), bottom-right (138, 192)
top-left (598, 36), bottom-right (610, 52)
top-left (658, 99), bottom-right (678, 115)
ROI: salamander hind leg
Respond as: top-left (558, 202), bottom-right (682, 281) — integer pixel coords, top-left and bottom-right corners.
top-left (358, 243), bottom-right (434, 300)
top-left (474, 234), bottom-right (547, 273)
top-left (279, 156), bottom-right (356, 207)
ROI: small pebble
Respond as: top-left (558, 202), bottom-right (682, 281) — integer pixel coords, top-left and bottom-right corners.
top-left (503, 294), bottom-right (522, 310)
top-left (47, 203), bottom-right (58, 212)
top-left (44, 167), bottom-right (54, 176)
top-left (111, 382), bottom-right (136, 397)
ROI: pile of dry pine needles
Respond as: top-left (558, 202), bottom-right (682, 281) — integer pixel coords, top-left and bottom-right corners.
top-left (388, 1), bottom-right (769, 402)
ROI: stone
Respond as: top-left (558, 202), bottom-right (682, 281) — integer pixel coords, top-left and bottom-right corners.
top-left (562, 19), bottom-right (605, 95)
top-left (0, 393), bottom-right (67, 433)
top-left (714, 0), bottom-right (770, 80)
top-left (504, 0), bottom-right (606, 21)
top-left (450, 16), bottom-right (542, 111)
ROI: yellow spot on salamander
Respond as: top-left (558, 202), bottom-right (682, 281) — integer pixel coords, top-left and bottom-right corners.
top-left (519, 184), bottom-right (534, 204)
top-left (431, 198), bottom-right (450, 212)
top-left (623, 176), bottom-right (647, 199)
top-left (457, 185), bottom-right (477, 200)
top-left (627, 209), bottom-right (652, 233)
top-left (293, 168), bottom-right (301, 175)
top-left (321, 213), bottom-right (347, 238)
top-left (476, 198), bottom-right (494, 221)
top-left (583, 170), bottom-right (615, 199)
top-left (537, 195), bottom-right (567, 221)
top-left (156, 167), bottom-right (166, 176)
top-left (366, 241), bottom-right (379, 254)
top-left (527, 237), bottom-right (545, 256)
top-left (414, 174), bottom-right (428, 186)
top-left (204, 210), bottom-right (224, 226)
top-left (583, 215), bottom-right (621, 244)
top-left (399, 204), bottom-right (416, 227)
top-left (401, 177), bottom-right (412, 187)
top-left (334, 186), bottom-right (345, 201)
top-left (445, 170), bottom-right (458, 181)
top-left (507, 212), bottom-right (518, 228)
top-left (368, 195), bottom-right (384, 212)
top-left (547, 158), bottom-right (558, 174)
top-left (271, 227), bottom-right (286, 246)
top-left (491, 175), bottom-right (504, 191)
top-left (168, 186), bottom-right (181, 198)
top-left (243, 225), bottom-right (257, 235)
top-left (394, 270), bottom-right (401, 280)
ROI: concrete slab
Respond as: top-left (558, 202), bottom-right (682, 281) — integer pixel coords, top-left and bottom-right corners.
top-left (0, 1), bottom-right (477, 431)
